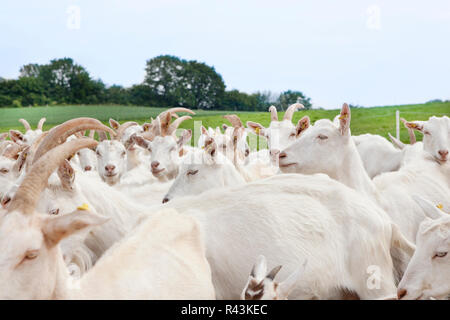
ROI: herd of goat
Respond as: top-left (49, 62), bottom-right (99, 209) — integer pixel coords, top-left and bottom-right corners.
top-left (0, 103), bottom-right (448, 300)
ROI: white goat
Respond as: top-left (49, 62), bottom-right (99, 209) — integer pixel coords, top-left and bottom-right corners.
top-left (246, 104), bottom-right (307, 158)
top-left (397, 196), bottom-right (450, 300)
top-left (164, 173), bottom-right (413, 299)
top-left (0, 142), bottom-right (215, 299)
top-left (279, 104), bottom-right (450, 247)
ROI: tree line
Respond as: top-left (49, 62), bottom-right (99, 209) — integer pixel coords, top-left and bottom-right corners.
top-left (0, 56), bottom-right (312, 111)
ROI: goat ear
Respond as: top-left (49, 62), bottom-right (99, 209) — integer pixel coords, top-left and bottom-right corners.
top-left (42, 210), bottom-right (108, 246)
top-left (246, 122), bottom-right (265, 137)
top-left (277, 261), bottom-right (307, 300)
top-left (177, 129), bottom-right (192, 148)
top-left (222, 124), bottom-right (229, 131)
top-left (131, 134), bottom-right (150, 150)
top-left (266, 265), bottom-right (282, 280)
top-left (9, 130), bottom-right (24, 144)
top-left (142, 123), bottom-right (152, 132)
top-left (404, 121), bottom-right (424, 133)
top-left (203, 137), bottom-right (217, 158)
top-left (412, 195), bottom-right (446, 220)
top-left (13, 146), bottom-right (30, 174)
top-left (251, 255), bottom-right (268, 280)
top-left (295, 116), bottom-right (310, 137)
top-left (339, 103), bottom-right (351, 135)
top-left (109, 119), bottom-right (120, 130)
top-left (57, 159), bottom-right (75, 190)
top-left (201, 126), bottom-right (208, 135)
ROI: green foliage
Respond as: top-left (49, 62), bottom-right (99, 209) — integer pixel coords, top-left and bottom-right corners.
top-left (277, 90), bottom-right (312, 110)
top-left (144, 55), bottom-right (225, 109)
top-left (221, 90), bottom-right (258, 111)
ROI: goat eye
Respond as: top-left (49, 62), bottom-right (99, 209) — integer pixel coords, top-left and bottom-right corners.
top-left (187, 169), bottom-right (199, 176)
top-left (121, 151), bottom-right (126, 157)
top-left (424, 131), bottom-right (431, 135)
top-left (96, 151), bottom-right (101, 157)
top-left (50, 208), bottom-right (60, 215)
top-left (25, 250), bottom-right (39, 260)
top-left (0, 168), bottom-right (9, 174)
top-left (434, 252), bottom-right (447, 258)
top-left (318, 134), bottom-right (328, 140)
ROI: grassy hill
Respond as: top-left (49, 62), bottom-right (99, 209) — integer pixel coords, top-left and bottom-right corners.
top-left (0, 102), bottom-right (448, 146)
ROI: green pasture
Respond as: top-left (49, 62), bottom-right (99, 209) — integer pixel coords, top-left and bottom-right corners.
top-left (0, 102), bottom-right (448, 147)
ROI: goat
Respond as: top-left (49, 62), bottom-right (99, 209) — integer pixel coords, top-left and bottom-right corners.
top-left (241, 255), bottom-right (305, 300)
top-left (246, 103), bottom-right (307, 159)
top-left (0, 139), bottom-right (215, 299)
top-left (163, 173), bottom-right (413, 299)
top-left (397, 196), bottom-right (449, 300)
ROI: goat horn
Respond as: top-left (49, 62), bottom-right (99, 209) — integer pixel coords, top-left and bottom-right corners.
top-left (164, 107), bottom-right (195, 116)
top-left (167, 116), bottom-right (192, 135)
top-left (37, 118), bottom-right (46, 130)
top-left (115, 121), bottom-right (138, 140)
top-left (283, 103), bottom-right (304, 121)
top-left (8, 138), bottom-right (98, 215)
top-left (269, 105), bottom-right (278, 122)
top-left (32, 118), bottom-right (115, 164)
top-left (223, 115), bottom-right (243, 128)
top-left (19, 119), bottom-right (31, 132)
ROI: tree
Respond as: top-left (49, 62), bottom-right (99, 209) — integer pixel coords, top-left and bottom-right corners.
top-left (19, 64), bottom-right (42, 78)
top-left (277, 90), bottom-right (312, 110)
top-left (144, 55), bottom-right (225, 109)
top-left (222, 90), bottom-right (257, 111)
top-left (183, 61), bottom-right (225, 109)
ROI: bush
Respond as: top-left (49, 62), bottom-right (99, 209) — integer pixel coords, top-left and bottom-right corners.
top-left (12, 99), bottom-right (22, 108)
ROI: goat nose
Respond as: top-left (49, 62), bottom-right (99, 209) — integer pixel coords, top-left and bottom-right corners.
top-left (84, 166), bottom-right (92, 171)
top-left (1, 195), bottom-right (11, 208)
top-left (105, 164), bottom-right (115, 172)
top-left (279, 151), bottom-right (287, 159)
top-left (438, 150), bottom-right (449, 157)
top-left (397, 288), bottom-right (407, 299)
top-left (162, 197), bottom-right (169, 204)
top-left (151, 161), bottom-right (160, 169)
top-left (270, 149), bottom-right (280, 157)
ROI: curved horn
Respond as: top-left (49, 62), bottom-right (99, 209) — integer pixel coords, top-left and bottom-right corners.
top-left (269, 105), bottom-right (278, 122)
top-left (8, 138), bottom-right (98, 215)
top-left (283, 103), bottom-right (304, 121)
top-left (37, 118), bottom-right (46, 130)
top-left (164, 107), bottom-right (195, 116)
top-left (400, 118), bottom-right (416, 144)
top-left (223, 115), bottom-right (243, 128)
top-left (32, 118), bottom-right (115, 164)
top-left (167, 116), bottom-right (192, 136)
top-left (19, 119), bottom-right (31, 132)
top-left (115, 121), bottom-right (138, 140)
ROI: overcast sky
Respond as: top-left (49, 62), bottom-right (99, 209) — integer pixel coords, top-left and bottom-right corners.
top-left (1, 0), bottom-right (449, 108)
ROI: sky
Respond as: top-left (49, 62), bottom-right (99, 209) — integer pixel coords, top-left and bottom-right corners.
top-left (1, 0), bottom-right (450, 109)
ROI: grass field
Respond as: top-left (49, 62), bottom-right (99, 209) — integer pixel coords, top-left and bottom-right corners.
top-left (0, 102), bottom-right (448, 147)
